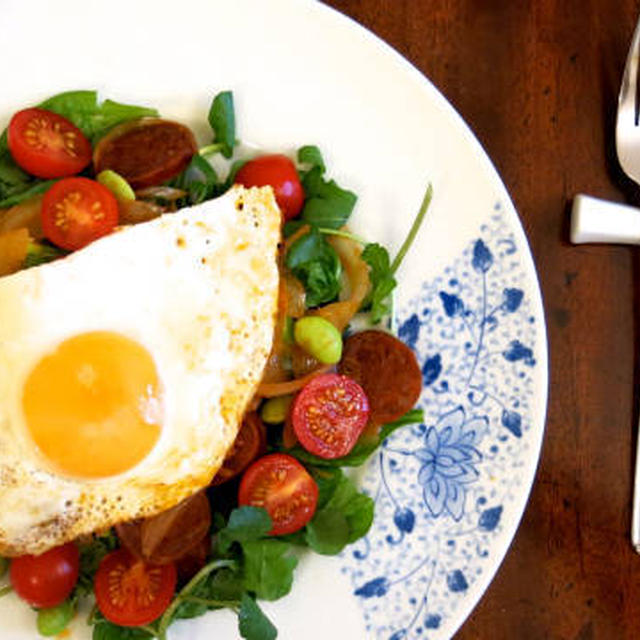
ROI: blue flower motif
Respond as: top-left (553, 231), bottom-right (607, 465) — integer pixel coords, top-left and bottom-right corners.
top-left (398, 313), bottom-right (420, 350)
top-left (393, 507), bottom-right (416, 533)
top-left (472, 239), bottom-right (493, 273)
top-left (478, 506), bottom-right (503, 531)
top-left (501, 287), bottom-right (524, 313)
top-left (414, 407), bottom-right (487, 520)
top-left (446, 569), bottom-right (469, 592)
top-left (354, 576), bottom-right (390, 598)
top-left (439, 291), bottom-right (464, 317)
top-left (422, 353), bottom-right (442, 386)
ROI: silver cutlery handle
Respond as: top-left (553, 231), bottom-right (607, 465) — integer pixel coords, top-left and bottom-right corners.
top-left (571, 194), bottom-right (640, 244)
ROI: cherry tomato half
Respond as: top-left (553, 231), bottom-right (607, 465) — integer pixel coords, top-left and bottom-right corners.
top-left (291, 373), bottom-right (370, 459)
top-left (338, 330), bottom-right (422, 424)
top-left (41, 177), bottom-right (119, 251)
top-left (234, 154), bottom-right (304, 221)
top-left (238, 453), bottom-right (318, 535)
top-left (10, 542), bottom-right (79, 608)
top-left (94, 549), bottom-right (176, 627)
top-left (8, 108), bottom-right (91, 178)
top-left (211, 412), bottom-right (267, 486)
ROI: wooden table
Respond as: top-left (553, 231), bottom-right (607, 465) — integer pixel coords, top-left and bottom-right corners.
top-left (325, 1), bottom-right (640, 637)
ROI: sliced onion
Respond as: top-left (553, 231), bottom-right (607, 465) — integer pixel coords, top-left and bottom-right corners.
top-left (117, 198), bottom-right (165, 225)
top-left (257, 364), bottom-right (332, 398)
top-left (135, 186), bottom-right (188, 201)
top-left (310, 234), bottom-right (370, 331)
top-left (0, 195), bottom-right (44, 239)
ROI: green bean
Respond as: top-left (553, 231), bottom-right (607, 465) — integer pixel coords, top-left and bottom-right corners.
top-left (261, 395), bottom-right (293, 424)
top-left (97, 169), bottom-right (135, 201)
top-left (294, 316), bottom-right (342, 364)
top-left (37, 600), bottom-right (75, 637)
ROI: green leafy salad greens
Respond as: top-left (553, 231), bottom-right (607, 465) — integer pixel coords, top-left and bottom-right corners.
top-left (0, 89), bottom-right (432, 640)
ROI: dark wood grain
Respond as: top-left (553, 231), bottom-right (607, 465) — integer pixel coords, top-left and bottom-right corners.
top-left (324, 1), bottom-right (640, 638)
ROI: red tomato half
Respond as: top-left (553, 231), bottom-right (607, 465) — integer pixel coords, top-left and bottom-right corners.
top-left (8, 108), bottom-right (91, 178)
top-left (41, 177), bottom-right (119, 251)
top-left (10, 542), bottom-right (79, 608)
top-left (234, 154), bottom-right (304, 220)
top-left (94, 549), bottom-right (176, 627)
top-left (292, 373), bottom-right (370, 459)
top-left (238, 453), bottom-right (318, 535)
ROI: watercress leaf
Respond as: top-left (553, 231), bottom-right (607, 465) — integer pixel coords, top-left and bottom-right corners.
top-left (297, 145), bottom-right (325, 173)
top-left (310, 466), bottom-right (343, 509)
top-left (76, 530), bottom-right (119, 597)
top-left (238, 593), bottom-right (277, 640)
top-left (208, 91), bottom-right (235, 159)
top-left (172, 568), bottom-right (244, 620)
top-left (218, 506), bottom-right (272, 553)
top-left (285, 227), bottom-right (341, 307)
top-left (170, 153), bottom-right (220, 205)
top-left (300, 166), bottom-right (357, 229)
top-left (302, 470), bottom-right (373, 555)
top-left (38, 91), bottom-right (158, 142)
top-left (361, 243), bottom-right (397, 324)
top-left (282, 219), bottom-right (306, 238)
top-left (224, 159), bottom-right (247, 189)
top-left (92, 619), bottom-right (154, 640)
top-left (23, 241), bottom-right (65, 268)
top-left (241, 539), bottom-right (298, 601)
top-left (305, 509), bottom-right (350, 555)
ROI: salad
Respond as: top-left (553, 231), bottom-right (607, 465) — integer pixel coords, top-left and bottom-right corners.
top-left (0, 90), bottom-right (431, 639)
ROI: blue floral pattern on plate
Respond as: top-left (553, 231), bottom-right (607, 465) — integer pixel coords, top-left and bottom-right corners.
top-left (340, 205), bottom-right (540, 639)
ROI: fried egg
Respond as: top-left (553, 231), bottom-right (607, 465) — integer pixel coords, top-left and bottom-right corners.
top-left (0, 185), bottom-right (281, 556)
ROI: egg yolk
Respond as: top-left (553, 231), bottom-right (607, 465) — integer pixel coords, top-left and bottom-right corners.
top-left (22, 331), bottom-right (162, 478)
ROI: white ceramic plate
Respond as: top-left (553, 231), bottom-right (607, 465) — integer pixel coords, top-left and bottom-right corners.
top-left (0, 1), bottom-right (548, 638)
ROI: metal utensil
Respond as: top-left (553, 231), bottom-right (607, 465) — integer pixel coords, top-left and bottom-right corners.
top-left (571, 16), bottom-right (640, 553)
top-left (571, 16), bottom-right (640, 246)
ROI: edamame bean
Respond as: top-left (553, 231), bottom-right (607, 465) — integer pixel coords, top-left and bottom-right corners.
top-left (97, 169), bottom-right (135, 201)
top-left (294, 316), bottom-right (342, 364)
top-left (37, 600), bottom-right (74, 637)
top-left (261, 395), bottom-right (293, 424)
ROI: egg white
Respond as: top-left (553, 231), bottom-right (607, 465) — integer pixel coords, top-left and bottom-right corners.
top-left (0, 185), bottom-right (280, 556)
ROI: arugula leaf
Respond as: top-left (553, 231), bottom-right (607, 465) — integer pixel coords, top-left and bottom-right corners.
top-left (297, 145), bottom-right (325, 173)
top-left (361, 243), bottom-right (396, 324)
top-left (208, 91), bottom-right (235, 159)
top-left (238, 593), bottom-right (277, 640)
top-left (290, 408), bottom-right (424, 468)
top-left (23, 241), bottom-right (65, 268)
top-left (304, 470), bottom-right (374, 555)
top-left (38, 90), bottom-right (158, 142)
top-left (241, 539), bottom-right (297, 601)
top-left (75, 531), bottom-right (119, 597)
top-left (217, 506), bottom-right (272, 554)
top-left (285, 226), bottom-right (342, 307)
top-left (300, 166), bottom-right (357, 229)
top-left (0, 179), bottom-right (54, 208)
top-left (0, 152), bottom-right (33, 204)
